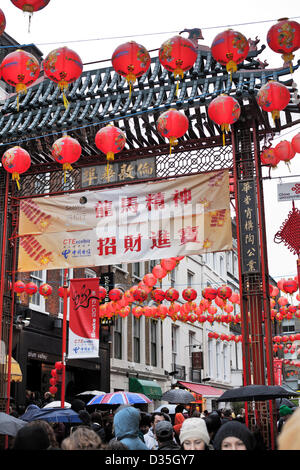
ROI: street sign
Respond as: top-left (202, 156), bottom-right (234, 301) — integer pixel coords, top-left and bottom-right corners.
top-left (277, 182), bottom-right (300, 202)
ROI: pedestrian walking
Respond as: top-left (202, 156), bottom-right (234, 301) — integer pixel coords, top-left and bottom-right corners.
top-left (113, 406), bottom-right (148, 450)
top-left (155, 420), bottom-right (181, 450)
top-left (179, 417), bottom-right (212, 450)
top-left (213, 420), bottom-right (256, 450)
top-left (144, 412), bottom-right (170, 450)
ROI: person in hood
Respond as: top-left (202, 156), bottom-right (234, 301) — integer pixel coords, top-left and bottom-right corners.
top-left (113, 406), bottom-right (148, 450)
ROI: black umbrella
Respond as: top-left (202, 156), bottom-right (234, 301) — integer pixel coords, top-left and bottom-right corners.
top-left (217, 385), bottom-right (300, 403)
top-left (161, 389), bottom-right (194, 404)
top-left (275, 397), bottom-right (297, 409)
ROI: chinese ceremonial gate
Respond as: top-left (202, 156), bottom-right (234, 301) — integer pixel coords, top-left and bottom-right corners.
top-left (0, 30), bottom-right (299, 449)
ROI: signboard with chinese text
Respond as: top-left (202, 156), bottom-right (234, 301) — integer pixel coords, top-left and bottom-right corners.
top-left (273, 359), bottom-right (283, 386)
top-left (17, 170), bottom-right (232, 272)
top-left (277, 182), bottom-right (300, 202)
top-left (100, 272), bottom-right (114, 326)
top-left (238, 180), bottom-right (260, 274)
top-left (68, 278), bottom-right (100, 359)
top-left (81, 157), bottom-right (156, 188)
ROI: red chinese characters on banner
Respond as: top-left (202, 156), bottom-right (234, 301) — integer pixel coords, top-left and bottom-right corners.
top-left (68, 278), bottom-right (99, 359)
top-left (97, 237), bottom-right (117, 256)
top-left (95, 200), bottom-right (113, 218)
top-left (151, 230), bottom-right (171, 249)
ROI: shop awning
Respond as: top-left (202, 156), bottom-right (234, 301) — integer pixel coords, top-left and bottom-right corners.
top-left (4, 356), bottom-right (23, 382)
top-left (129, 377), bottom-right (162, 400)
top-left (177, 381), bottom-right (225, 397)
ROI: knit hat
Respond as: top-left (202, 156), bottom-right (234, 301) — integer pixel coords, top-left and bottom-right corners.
top-left (179, 418), bottom-right (210, 445)
top-left (278, 407), bottom-right (300, 450)
top-left (155, 420), bottom-right (173, 442)
top-left (213, 421), bottom-right (255, 450)
top-left (279, 405), bottom-right (293, 417)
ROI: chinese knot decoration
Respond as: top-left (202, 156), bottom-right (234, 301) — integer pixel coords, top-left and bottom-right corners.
top-left (95, 124), bottom-right (126, 176)
top-left (52, 135), bottom-right (82, 182)
top-left (0, 9), bottom-right (6, 35)
top-left (10, 0), bottom-right (51, 31)
top-left (157, 108), bottom-right (189, 155)
top-left (208, 94), bottom-right (241, 146)
top-left (211, 29), bottom-right (249, 81)
top-left (1, 49), bottom-right (40, 111)
top-left (159, 35), bottom-right (197, 95)
top-left (2, 146), bottom-right (31, 190)
top-left (257, 80), bottom-right (290, 122)
top-left (111, 41), bottom-right (150, 97)
top-left (43, 46), bottom-right (83, 109)
top-left (267, 18), bottom-right (300, 73)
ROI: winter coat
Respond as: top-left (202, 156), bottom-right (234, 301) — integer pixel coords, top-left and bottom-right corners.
top-left (114, 407), bottom-right (148, 450)
top-left (158, 440), bottom-right (181, 450)
top-left (144, 427), bottom-right (158, 450)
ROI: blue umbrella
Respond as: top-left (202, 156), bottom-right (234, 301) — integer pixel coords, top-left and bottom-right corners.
top-left (21, 407), bottom-right (82, 423)
top-left (20, 404), bottom-right (41, 422)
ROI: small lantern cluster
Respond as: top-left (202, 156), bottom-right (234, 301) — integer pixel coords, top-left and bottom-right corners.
top-left (49, 361), bottom-right (63, 396)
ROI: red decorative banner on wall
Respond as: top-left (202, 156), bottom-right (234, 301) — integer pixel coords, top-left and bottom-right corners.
top-left (273, 358), bottom-right (283, 386)
top-left (68, 278), bottom-right (99, 359)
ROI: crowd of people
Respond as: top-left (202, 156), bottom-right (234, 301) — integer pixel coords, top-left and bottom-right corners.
top-left (4, 394), bottom-right (300, 451)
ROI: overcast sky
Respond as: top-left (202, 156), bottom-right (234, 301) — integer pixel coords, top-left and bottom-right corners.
top-left (3, 0), bottom-right (300, 281)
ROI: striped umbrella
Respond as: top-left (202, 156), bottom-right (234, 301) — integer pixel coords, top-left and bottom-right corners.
top-left (87, 391), bottom-right (152, 406)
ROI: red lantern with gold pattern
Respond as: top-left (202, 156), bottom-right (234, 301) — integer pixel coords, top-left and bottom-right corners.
top-left (161, 258), bottom-right (177, 273)
top-left (151, 289), bottom-right (165, 303)
top-left (274, 140), bottom-right (296, 167)
top-left (95, 124), bottom-right (126, 173)
top-left (152, 264), bottom-right (167, 281)
top-left (202, 286), bottom-right (218, 301)
top-left (109, 288), bottom-right (123, 302)
top-left (283, 278), bottom-right (298, 295)
top-left (159, 35), bottom-right (197, 94)
top-left (217, 285), bottom-right (232, 301)
top-left (39, 283), bottom-right (52, 299)
top-left (14, 280), bottom-right (25, 296)
top-left (1, 49), bottom-right (40, 110)
top-left (291, 133), bottom-right (300, 154)
top-left (2, 146), bottom-right (31, 190)
top-left (11, 0), bottom-right (50, 30)
top-left (165, 288), bottom-right (179, 303)
top-left (52, 135), bottom-right (82, 182)
top-left (260, 147), bottom-right (279, 168)
top-left (0, 9), bottom-right (6, 35)
top-left (133, 288), bottom-right (148, 303)
top-left (58, 286), bottom-right (70, 298)
top-left (112, 41), bottom-right (150, 96)
top-left (208, 94), bottom-right (241, 145)
top-left (143, 273), bottom-right (157, 288)
top-left (43, 46), bottom-right (83, 109)
top-left (99, 286), bottom-right (107, 301)
top-left (257, 81), bottom-right (290, 122)
top-left (25, 282), bottom-right (38, 297)
top-left (211, 29), bottom-right (249, 79)
top-left (157, 108), bottom-right (189, 154)
top-left (267, 19), bottom-right (300, 72)
top-left (182, 288), bottom-right (197, 302)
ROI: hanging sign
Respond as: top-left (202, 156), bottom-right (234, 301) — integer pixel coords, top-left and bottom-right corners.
top-left (277, 182), bottom-right (300, 202)
top-left (273, 358), bottom-right (283, 386)
top-left (68, 278), bottom-right (99, 359)
top-left (17, 170), bottom-right (232, 272)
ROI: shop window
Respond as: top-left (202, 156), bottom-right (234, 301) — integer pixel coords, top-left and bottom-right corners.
top-left (114, 317), bottom-right (122, 359)
top-left (133, 317), bottom-right (140, 363)
top-left (150, 320), bottom-right (157, 367)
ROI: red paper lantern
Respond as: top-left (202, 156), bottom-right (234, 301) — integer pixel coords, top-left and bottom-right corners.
top-left (165, 288), bottom-right (179, 303)
top-left (95, 124), bottom-right (126, 172)
top-left (49, 385), bottom-right (58, 395)
top-left (39, 283), bottom-right (52, 299)
top-left (208, 94), bottom-right (241, 145)
top-left (257, 81), bottom-right (290, 122)
top-left (217, 285), bottom-right (232, 300)
top-left (133, 288), bottom-right (148, 303)
top-left (43, 46), bottom-right (83, 109)
top-left (132, 306), bottom-right (144, 318)
top-left (211, 29), bottom-right (249, 78)
top-left (50, 369), bottom-right (57, 377)
top-left (274, 140), bottom-right (295, 167)
top-left (159, 35), bottom-right (197, 92)
top-left (58, 286), bottom-right (70, 298)
top-left (55, 361), bottom-right (63, 370)
top-left (99, 286), bottom-right (107, 301)
top-left (208, 305), bottom-right (217, 315)
top-left (157, 108), bottom-right (189, 154)
top-left (14, 280), bottom-right (25, 296)
top-left (11, 0), bottom-right (50, 12)
top-left (161, 258), bottom-right (177, 273)
top-left (0, 9), bottom-right (6, 35)
top-left (152, 264), bottom-right (167, 280)
top-left (291, 133), bottom-right (300, 154)
top-left (260, 148), bottom-right (279, 168)
top-left (1, 49), bottom-right (40, 110)
top-left (143, 273), bottom-right (157, 288)
top-left (269, 285), bottom-right (279, 297)
top-left (52, 135), bottom-right (82, 181)
top-left (229, 292), bottom-right (240, 304)
top-left (267, 19), bottom-right (300, 72)
top-left (202, 286), bottom-right (218, 301)
top-left (2, 146), bottom-right (31, 189)
top-left (112, 41), bottom-right (150, 96)
top-left (25, 282), bottom-right (38, 297)
top-left (49, 377), bottom-right (57, 386)
top-left (109, 288), bottom-right (123, 302)
top-left (283, 278), bottom-right (298, 295)
top-left (182, 288), bottom-right (197, 302)
top-left (151, 289), bottom-right (165, 303)
top-left (277, 278), bottom-right (286, 291)
top-left (278, 296), bottom-right (288, 306)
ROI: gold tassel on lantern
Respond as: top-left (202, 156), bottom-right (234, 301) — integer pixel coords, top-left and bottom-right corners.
top-left (15, 83), bottom-right (27, 112)
top-left (173, 66), bottom-right (184, 98)
top-left (282, 53), bottom-right (294, 74)
top-left (106, 151), bottom-right (114, 179)
top-left (12, 172), bottom-right (20, 190)
top-left (126, 67), bottom-right (136, 99)
top-left (62, 162), bottom-right (73, 184)
top-left (169, 136), bottom-right (178, 155)
top-left (221, 123), bottom-right (230, 146)
top-left (58, 80), bottom-right (69, 110)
